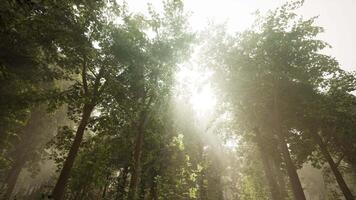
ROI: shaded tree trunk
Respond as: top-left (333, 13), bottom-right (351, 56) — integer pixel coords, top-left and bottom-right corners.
top-left (279, 135), bottom-right (306, 200)
top-left (79, 184), bottom-right (88, 200)
top-left (272, 86), bottom-right (305, 200)
top-left (149, 177), bottom-right (158, 200)
top-left (313, 132), bottom-right (354, 200)
top-left (72, 190), bottom-right (81, 200)
top-left (128, 111), bottom-right (149, 200)
top-left (2, 155), bottom-right (26, 199)
top-left (272, 154), bottom-right (288, 199)
top-left (254, 129), bottom-right (283, 200)
top-left (2, 108), bottom-right (44, 199)
top-left (138, 174), bottom-right (146, 200)
top-left (52, 103), bottom-right (94, 200)
top-left (116, 166), bottom-right (129, 200)
top-left (101, 173), bottom-right (110, 199)
top-left (199, 169), bottom-right (208, 200)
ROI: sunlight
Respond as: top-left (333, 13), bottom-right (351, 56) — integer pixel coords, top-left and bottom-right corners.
top-left (175, 64), bottom-right (217, 117)
top-left (5, 0), bottom-right (356, 199)
top-left (190, 84), bottom-right (216, 114)
top-left (123, 0), bottom-right (288, 33)
top-left (224, 138), bottom-right (239, 151)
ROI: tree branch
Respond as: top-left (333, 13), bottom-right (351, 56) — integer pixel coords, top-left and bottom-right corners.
top-left (336, 154), bottom-right (345, 167)
top-left (82, 58), bottom-right (89, 95)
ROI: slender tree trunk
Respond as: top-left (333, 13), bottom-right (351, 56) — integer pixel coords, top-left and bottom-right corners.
top-left (272, 84), bottom-right (305, 200)
top-left (272, 154), bottom-right (288, 199)
top-left (254, 129), bottom-right (283, 200)
top-left (101, 174), bottom-right (110, 199)
top-left (116, 166), bottom-right (129, 200)
top-left (138, 175), bottom-right (146, 200)
top-left (52, 104), bottom-right (94, 200)
top-left (279, 136), bottom-right (306, 200)
top-left (128, 111), bottom-right (148, 200)
top-left (2, 108), bottom-right (44, 199)
top-left (73, 190), bottom-right (81, 200)
top-left (127, 129), bottom-right (144, 200)
top-left (149, 176), bottom-right (158, 200)
top-left (79, 184), bottom-right (88, 200)
top-left (313, 132), bottom-right (354, 200)
top-left (199, 169), bottom-right (208, 200)
top-left (261, 151), bottom-right (283, 200)
top-left (2, 155), bottom-right (26, 199)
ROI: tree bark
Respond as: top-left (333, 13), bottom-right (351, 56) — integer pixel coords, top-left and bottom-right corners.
top-left (199, 169), bottom-right (208, 200)
top-left (149, 177), bottom-right (158, 200)
top-left (279, 136), bottom-right (306, 200)
top-left (138, 175), bottom-right (146, 200)
top-left (116, 166), bottom-right (129, 200)
top-left (2, 108), bottom-right (43, 199)
top-left (254, 129), bottom-right (283, 200)
top-left (272, 86), bottom-right (305, 199)
top-left (128, 111), bottom-right (149, 200)
top-left (272, 154), bottom-right (288, 199)
top-left (313, 132), bottom-right (354, 200)
top-left (2, 154), bottom-right (26, 199)
top-left (101, 174), bottom-right (110, 199)
top-left (52, 104), bottom-right (94, 200)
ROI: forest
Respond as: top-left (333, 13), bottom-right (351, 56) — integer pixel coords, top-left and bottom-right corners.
top-left (0, 0), bottom-right (356, 199)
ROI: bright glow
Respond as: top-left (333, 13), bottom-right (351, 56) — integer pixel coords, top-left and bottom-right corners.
top-left (224, 138), bottom-right (239, 151)
top-left (122, 0), bottom-right (356, 71)
top-left (120, 0), bottom-right (356, 154)
top-left (175, 64), bottom-right (216, 118)
top-left (122, 0), bottom-right (287, 33)
top-left (190, 84), bottom-right (216, 114)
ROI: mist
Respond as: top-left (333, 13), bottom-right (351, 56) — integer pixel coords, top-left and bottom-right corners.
top-left (1, 0), bottom-right (356, 200)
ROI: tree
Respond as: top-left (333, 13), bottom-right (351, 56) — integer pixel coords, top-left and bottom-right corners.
top-left (203, 1), bottom-right (355, 199)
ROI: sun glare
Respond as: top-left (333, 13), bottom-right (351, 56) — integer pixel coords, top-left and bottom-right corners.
top-left (190, 85), bottom-right (216, 114)
top-left (175, 64), bottom-right (217, 118)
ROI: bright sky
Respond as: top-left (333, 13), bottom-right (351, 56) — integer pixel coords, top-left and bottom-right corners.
top-left (126, 0), bottom-right (356, 71)
top-left (123, 0), bottom-right (356, 123)
top-left (128, 0), bottom-right (356, 152)
top-left (120, 0), bottom-right (356, 151)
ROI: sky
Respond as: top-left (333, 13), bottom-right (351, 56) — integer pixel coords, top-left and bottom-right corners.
top-left (123, 0), bottom-right (356, 120)
top-left (125, 0), bottom-right (356, 71)
top-left (122, 0), bottom-right (356, 150)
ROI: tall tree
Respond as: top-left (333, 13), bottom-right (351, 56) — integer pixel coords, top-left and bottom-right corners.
top-left (202, 1), bottom-right (354, 199)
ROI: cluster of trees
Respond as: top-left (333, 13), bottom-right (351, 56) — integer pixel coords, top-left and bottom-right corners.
top-left (203, 1), bottom-right (356, 199)
top-left (0, 0), bottom-right (355, 200)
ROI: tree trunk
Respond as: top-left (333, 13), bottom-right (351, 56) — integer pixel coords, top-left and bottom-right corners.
top-left (79, 184), bottom-right (88, 200)
top-left (2, 155), bottom-right (26, 199)
top-left (52, 104), bottom-right (94, 200)
top-left (101, 174), bottom-right (110, 199)
top-left (149, 177), bottom-right (158, 200)
top-left (199, 169), bottom-right (208, 200)
top-left (116, 166), bottom-right (129, 200)
top-left (254, 129), bottom-right (283, 200)
top-left (314, 132), bottom-right (354, 200)
top-left (128, 111), bottom-right (148, 200)
top-left (271, 79), bottom-right (305, 199)
top-left (138, 175), bottom-right (146, 200)
top-left (73, 190), bottom-right (81, 200)
top-left (2, 108), bottom-right (44, 199)
top-left (279, 136), bottom-right (306, 200)
top-left (272, 154), bottom-right (288, 199)
top-left (261, 152), bottom-right (283, 199)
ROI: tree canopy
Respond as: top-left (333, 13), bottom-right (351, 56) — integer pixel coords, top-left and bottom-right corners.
top-left (0, 0), bottom-right (355, 200)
